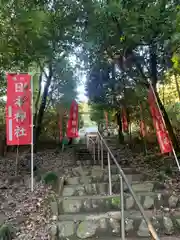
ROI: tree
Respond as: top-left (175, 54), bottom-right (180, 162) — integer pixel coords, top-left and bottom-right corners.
top-left (172, 5), bottom-right (180, 71)
top-left (0, 0), bottom-right (82, 148)
top-left (82, 0), bottom-right (180, 149)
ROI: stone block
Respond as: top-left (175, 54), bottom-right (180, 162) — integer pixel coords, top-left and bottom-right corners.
top-left (62, 199), bottom-right (82, 213)
top-left (76, 220), bottom-right (98, 239)
top-left (58, 221), bottom-right (75, 238)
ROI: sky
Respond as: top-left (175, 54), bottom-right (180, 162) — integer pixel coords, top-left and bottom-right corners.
top-left (77, 74), bottom-right (88, 102)
top-left (69, 52), bottom-right (88, 103)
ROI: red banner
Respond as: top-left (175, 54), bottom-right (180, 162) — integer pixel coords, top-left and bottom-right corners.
top-left (6, 74), bottom-right (32, 145)
top-left (104, 111), bottom-right (108, 129)
top-left (122, 107), bottom-right (128, 132)
top-left (66, 100), bottom-right (79, 138)
top-left (148, 87), bottom-right (172, 153)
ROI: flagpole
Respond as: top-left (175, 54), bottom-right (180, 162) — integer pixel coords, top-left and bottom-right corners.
top-left (148, 81), bottom-right (180, 171)
top-left (31, 74), bottom-right (34, 191)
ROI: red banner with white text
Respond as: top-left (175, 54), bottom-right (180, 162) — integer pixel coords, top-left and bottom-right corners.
top-left (122, 107), bottom-right (128, 132)
top-left (6, 74), bottom-right (32, 145)
top-left (148, 87), bottom-right (172, 154)
top-left (66, 100), bottom-right (79, 138)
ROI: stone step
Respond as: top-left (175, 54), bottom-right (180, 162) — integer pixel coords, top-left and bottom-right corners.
top-left (104, 165), bottom-right (139, 175)
top-left (76, 160), bottom-right (94, 166)
top-left (58, 237), bottom-right (180, 240)
top-left (56, 210), bottom-right (180, 238)
top-left (65, 173), bottom-right (146, 185)
top-left (71, 166), bottom-right (140, 178)
top-left (59, 192), bottom-right (180, 214)
top-left (62, 181), bottom-right (165, 197)
top-left (76, 151), bottom-right (92, 155)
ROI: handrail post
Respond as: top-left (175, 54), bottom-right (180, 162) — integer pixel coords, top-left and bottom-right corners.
top-left (107, 152), bottom-right (112, 195)
top-left (98, 135), bottom-right (100, 163)
top-left (120, 175), bottom-right (125, 240)
top-left (100, 137), bottom-right (103, 169)
top-left (86, 135), bottom-right (96, 165)
top-left (86, 135), bottom-right (89, 149)
top-left (97, 131), bottom-right (160, 240)
top-left (93, 141), bottom-right (96, 165)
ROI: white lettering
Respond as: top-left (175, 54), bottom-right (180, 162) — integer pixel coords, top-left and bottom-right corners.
top-left (15, 82), bottom-right (24, 93)
top-left (19, 76), bottom-right (25, 81)
top-left (14, 96), bottom-right (23, 107)
top-left (14, 110), bottom-right (26, 122)
top-left (72, 120), bottom-right (76, 126)
top-left (72, 128), bottom-right (76, 133)
top-left (14, 126), bottom-right (27, 137)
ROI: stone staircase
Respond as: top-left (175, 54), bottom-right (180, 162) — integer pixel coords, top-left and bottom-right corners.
top-left (50, 144), bottom-right (180, 239)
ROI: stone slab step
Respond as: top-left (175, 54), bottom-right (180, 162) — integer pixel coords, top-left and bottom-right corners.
top-left (71, 166), bottom-right (140, 178)
top-left (65, 173), bottom-right (146, 185)
top-left (104, 165), bottom-right (139, 175)
top-left (62, 181), bottom-right (165, 197)
top-left (56, 210), bottom-right (180, 238)
top-left (59, 192), bottom-right (180, 214)
top-left (67, 237), bottom-right (180, 240)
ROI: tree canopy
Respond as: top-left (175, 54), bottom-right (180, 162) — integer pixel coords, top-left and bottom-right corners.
top-left (81, 0), bottom-right (180, 147)
top-left (0, 0), bottom-right (179, 148)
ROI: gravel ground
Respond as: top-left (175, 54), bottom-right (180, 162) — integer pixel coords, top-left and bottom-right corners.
top-left (0, 148), bottom-right (76, 239)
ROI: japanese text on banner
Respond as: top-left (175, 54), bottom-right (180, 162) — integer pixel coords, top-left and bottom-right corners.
top-left (67, 100), bottom-right (79, 138)
top-left (6, 74), bottom-right (32, 145)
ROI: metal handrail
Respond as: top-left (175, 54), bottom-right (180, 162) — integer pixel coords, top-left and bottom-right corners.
top-left (86, 131), bottom-right (160, 240)
top-left (86, 135), bottom-right (96, 164)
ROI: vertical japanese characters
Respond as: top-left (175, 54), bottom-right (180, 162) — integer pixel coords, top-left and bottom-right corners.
top-left (6, 74), bottom-right (32, 145)
top-left (66, 100), bottom-right (79, 138)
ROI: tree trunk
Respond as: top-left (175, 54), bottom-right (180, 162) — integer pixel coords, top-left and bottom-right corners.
top-left (116, 111), bottom-right (124, 143)
top-left (34, 73), bottom-right (42, 126)
top-left (34, 63), bottom-right (53, 151)
top-left (174, 72), bottom-right (180, 102)
top-left (68, 138), bottom-right (73, 145)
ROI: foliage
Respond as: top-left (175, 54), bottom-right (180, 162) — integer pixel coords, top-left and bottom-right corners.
top-left (90, 102), bottom-right (114, 125)
top-left (43, 171), bottom-right (58, 185)
top-left (172, 5), bottom-right (180, 71)
top-left (0, 0), bottom-right (81, 145)
top-left (158, 73), bottom-right (180, 127)
top-left (0, 224), bottom-right (14, 240)
top-left (48, 58), bottom-right (78, 109)
top-left (82, 0), bottom-right (180, 147)
top-left (0, 0), bottom-right (180, 146)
